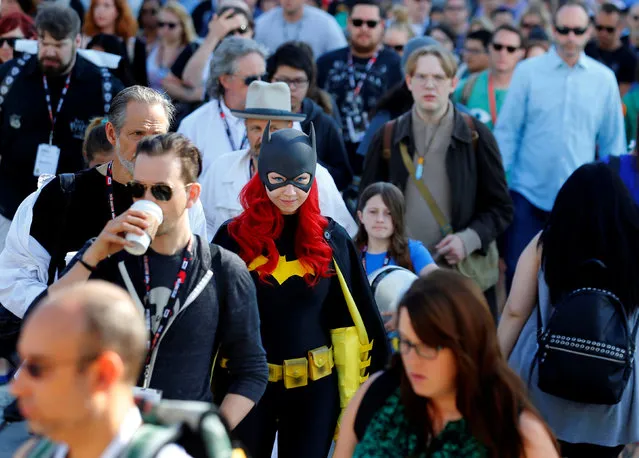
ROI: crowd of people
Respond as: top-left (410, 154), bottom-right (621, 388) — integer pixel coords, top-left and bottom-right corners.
top-left (0, 0), bottom-right (638, 455)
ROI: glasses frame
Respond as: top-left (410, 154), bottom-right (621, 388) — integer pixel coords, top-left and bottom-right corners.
top-left (491, 42), bottom-right (520, 53)
top-left (127, 181), bottom-right (194, 202)
top-left (272, 76), bottom-right (310, 89)
top-left (398, 337), bottom-right (442, 360)
top-left (157, 21), bottom-right (179, 29)
top-left (554, 25), bottom-right (588, 35)
top-left (351, 18), bottom-right (380, 28)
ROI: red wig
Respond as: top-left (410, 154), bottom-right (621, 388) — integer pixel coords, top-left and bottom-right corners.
top-left (0, 12), bottom-right (36, 38)
top-left (228, 175), bottom-right (333, 286)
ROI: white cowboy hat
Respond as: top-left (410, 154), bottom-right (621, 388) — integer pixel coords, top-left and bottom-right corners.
top-left (231, 81), bottom-right (307, 122)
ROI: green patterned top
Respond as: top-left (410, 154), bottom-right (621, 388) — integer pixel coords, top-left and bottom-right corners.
top-left (353, 388), bottom-right (487, 458)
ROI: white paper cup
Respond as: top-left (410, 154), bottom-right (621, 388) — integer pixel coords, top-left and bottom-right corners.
top-left (125, 200), bottom-right (164, 256)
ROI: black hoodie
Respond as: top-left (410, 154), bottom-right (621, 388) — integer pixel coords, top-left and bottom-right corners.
top-left (300, 98), bottom-right (353, 191)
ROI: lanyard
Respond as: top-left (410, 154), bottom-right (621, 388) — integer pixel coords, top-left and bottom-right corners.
top-left (142, 238), bottom-right (193, 381)
top-left (218, 100), bottom-right (247, 151)
top-left (105, 161), bottom-right (116, 220)
top-left (487, 74), bottom-right (498, 127)
top-left (347, 50), bottom-right (379, 97)
top-left (361, 245), bottom-right (391, 272)
top-left (42, 73), bottom-right (71, 145)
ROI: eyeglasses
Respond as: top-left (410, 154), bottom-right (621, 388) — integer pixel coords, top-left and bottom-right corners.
top-left (0, 37), bottom-right (17, 48)
top-left (351, 18), bottom-right (380, 28)
top-left (158, 21), bottom-right (178, 29)
top-left (492, 43), bottom-right (519, 53)
top-left (17, 354), bottom-right (100, 379)
top-left (127, 181), bottom-right (192, 201)
top-left (398, 337), bottom-right (441, 359)
top-left (444, 5), bottom-right (466, 11)
top-left (272, 76), bottom-right (309, 89)
top-left (520, 21), bottom-right (539, 28)
top-left (227, 23), bottom-right (249, 36)
top-left (411, 72), bottom-right (449, 85)
top-left (555, 25), bottom-right (588, 35)
top-left (595, 24), bottom-right (616, 33)
top-left (240, 73), bottom-right (268, 86)
top-left (391, 44), bottom-right (404, 52)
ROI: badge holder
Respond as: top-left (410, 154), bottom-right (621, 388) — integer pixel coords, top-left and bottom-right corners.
top-left (34, 131), bottom-right (60, 177)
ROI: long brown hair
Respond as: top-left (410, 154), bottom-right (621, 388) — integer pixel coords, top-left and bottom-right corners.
top-left (396, 270), bottom-right (559, 457)
top-left (355, 182), bottom-right (413, 272)
top-left (83, 0), bottom-right (138, 40)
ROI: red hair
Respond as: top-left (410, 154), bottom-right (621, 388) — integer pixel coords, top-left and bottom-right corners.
top-left (0, 12), bottom-right (36, 38)
top-left (228, 175), bottom-right (333, 286)
top-left (83, 0), bottom-right (138, 40)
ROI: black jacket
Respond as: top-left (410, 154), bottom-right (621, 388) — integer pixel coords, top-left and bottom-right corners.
top-left (360, 107), bottom-right (513, 250)
top-left (300, 98), bottom-right (353, 191)
top-left (0, 55), bottom-right (124, 220)
top-left (46, 236), bottom-right (269, 403)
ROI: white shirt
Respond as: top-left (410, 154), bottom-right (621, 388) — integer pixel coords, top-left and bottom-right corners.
top-left (0, 178), bottom-right (208, 319)
top-left (52, 408), bottom-right (192, 458)
top-left (199, 148), bottom-right (358, 239)
top-left (177, 97), bottom-right (248, 178)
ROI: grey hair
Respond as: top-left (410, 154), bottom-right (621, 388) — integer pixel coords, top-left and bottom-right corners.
top-left (107, 86), bottom-right (175, 134)
top-left (207, 37), bottom-right (267, 100)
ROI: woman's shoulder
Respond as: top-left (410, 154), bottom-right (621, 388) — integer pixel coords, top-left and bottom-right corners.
top-left (353, 369), bottom-right (402, 440)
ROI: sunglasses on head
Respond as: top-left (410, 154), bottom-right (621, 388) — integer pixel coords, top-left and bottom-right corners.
top-left (127, 181), bottom-right (191, 201)
top-left (242, 73), bottom-right (268, 86)
top-left (158, 21), bottom-right (178, 29)
top-left (595, 24), bottom-right (615, 33)
top-left (228, 23), bottom-right (249, 36)
top-left (492, 43), bottom-right (519, 53)
top-left (0, 37), bottom-right (17, 48)
top-left (351, 18), bottom-right (380, 28)
top-left (555, 25), bottom-right (588, 35)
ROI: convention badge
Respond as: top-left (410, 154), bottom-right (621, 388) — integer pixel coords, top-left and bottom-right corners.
top-left (133, 386), bottom-right (163, 405)
top-left (33, 144), bottom-right (60, 177)
top-left (346, 111), bottom-right (369, 144)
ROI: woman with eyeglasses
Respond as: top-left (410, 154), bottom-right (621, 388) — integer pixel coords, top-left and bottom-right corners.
top-left (83, 0), bottom-right (148, 86)
top-left (0, 12), bottom-right (36, 65)
top-left (334, 269), bottom-right (560, 458)
top-left (383, 5), bottom-right (415, 57)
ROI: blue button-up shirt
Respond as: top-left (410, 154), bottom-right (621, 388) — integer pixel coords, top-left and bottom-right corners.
top-left (495, 47), bottom-right (626, 211)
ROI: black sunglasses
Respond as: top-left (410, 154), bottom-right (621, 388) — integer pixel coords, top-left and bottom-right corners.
top-left (0, 37), bottom-right (17, 48)
top-left (227, 23), bottom-right (249, 36)
top-left (634, 15), bottom-right (639, 20)
top-left (127, 181), bottom-right (190, 201)
top-left (492, 43), bottom-right (519, 53)
top-left (242, 73), bottom-right (268, 86)
top-left (351, 18), bottom-right (380, 28)
top-left (158, 21), bottom-right (178, 29)
top-left (391, 44), bottom-right (404, 52)
top-left (595, 24), bottom-right (615, 33)
top-left (555, 25), bottom-right (588, 35)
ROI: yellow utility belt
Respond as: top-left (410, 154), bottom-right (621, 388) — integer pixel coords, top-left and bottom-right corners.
top-left (220, 346), bottom-right (334, 390)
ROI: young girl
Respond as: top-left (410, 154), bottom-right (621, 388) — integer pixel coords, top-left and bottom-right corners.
top-left (356, 182), bottom-right (437, 277)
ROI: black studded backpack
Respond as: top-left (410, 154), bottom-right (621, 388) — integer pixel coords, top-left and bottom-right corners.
top-left (535, 259), bottom-right (639, 405)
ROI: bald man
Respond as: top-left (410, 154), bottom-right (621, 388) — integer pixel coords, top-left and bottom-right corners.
top-left (11, 281), bottom-right (191, 458)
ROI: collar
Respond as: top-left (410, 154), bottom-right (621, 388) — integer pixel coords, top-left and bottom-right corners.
top-left (54, 407), bottom-right (142, 458)
top-left (219, 97), bottom-right (244, 127)
top-left (547, 46), bottom-right (589, 69)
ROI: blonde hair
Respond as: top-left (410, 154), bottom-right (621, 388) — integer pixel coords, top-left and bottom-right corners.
top-left (160, 1), bottom-right (197, 45)
top-left (404, 45), bottom-right (458, 78)
top-left (387, 5), bottom-right (416, 38)
top-left (520, 1), bottom-right (553, 37)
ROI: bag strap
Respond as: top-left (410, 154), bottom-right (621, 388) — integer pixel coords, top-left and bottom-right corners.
top-left (124, 424), bottom-right (182, 458)
top-left (460, 73), bottom-right (480, 107)
top-left (460, 112), bottom-right (479, 152)
top-left (0, 54), bottom-right (32, 113)
top-left (333, 258), bottom-right (370, 351)
top-left (209, 244), bottom-right (227, 381)
top-left (47, 173), bottom-right (76, 285)
top-left (398, 143), bottom-right (453, 237)
top-left (381, 119), bottom-right (396, 160)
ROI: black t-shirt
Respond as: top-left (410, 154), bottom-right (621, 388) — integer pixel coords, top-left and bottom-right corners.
top-left (585, 41), bottom-right (637, 84)
top-left (170, 42), bottom-right (200, 81)
top-left (142, 248), bottom-right (185, 330)
top-left (316, 46), bottom-right (402, 173)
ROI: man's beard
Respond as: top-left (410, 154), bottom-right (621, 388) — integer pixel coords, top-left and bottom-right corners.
top-left (38, 49), bottom-right (76, 77)
top-left (351, 39), bottom-right (379, 56)
top-left (115, 139), bottom-right (135, 175)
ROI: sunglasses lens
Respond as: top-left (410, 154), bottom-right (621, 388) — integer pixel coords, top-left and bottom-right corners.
top-left (352, 19), bottom-right (363, 26)
top-left (128, 182), bottom-right (146, 198)
top-left (367, 21), bottom-right (378, 27)
top-left (25, 362), bottom-right (43, 378)
top-left (151, 184), bottom-right (172, 201)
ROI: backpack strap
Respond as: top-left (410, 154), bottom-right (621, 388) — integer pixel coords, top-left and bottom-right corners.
top-left (0, 54), bottom-right (33, 113)
top-left (460, 112), bottom-right (479, 152)
top-left (47, 173), bottom-right (76, 285)
top-left (381, 119), bottom-right (396, 161)
top-left (124, 424), bottom-right (182, 458)
top-left (460, 73), bottom-right (480, 107)
top-left (209, 244), bottom-right (227, 379)
top-left (100, 67), bottom-right (113, 114)
top-left (353, 369), bottom-right (399, 441)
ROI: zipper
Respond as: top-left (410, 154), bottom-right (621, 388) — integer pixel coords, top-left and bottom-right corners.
top-left (546, 344), bottom-right (625, 364)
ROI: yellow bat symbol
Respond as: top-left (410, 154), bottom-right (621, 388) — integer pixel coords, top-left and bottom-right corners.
top-left (248, 255), bottom-right (314, 285)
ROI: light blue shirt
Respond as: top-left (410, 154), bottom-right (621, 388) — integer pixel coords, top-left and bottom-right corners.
top-left (495, 47), bottom-right (626, 211)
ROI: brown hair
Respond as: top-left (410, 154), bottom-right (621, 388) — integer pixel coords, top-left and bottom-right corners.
top-left (355, 182), bottom-right (414, 272)
top-left (82, 117), bottom-right (114, 166)
top-left (83, 0), bottom-right (138, 40)
top-left (135, 132), bottom-right (202, 184)
top-left (395, 270), bottom-right (560, 457)
top-left (404, 44), bottom-right (458, 78)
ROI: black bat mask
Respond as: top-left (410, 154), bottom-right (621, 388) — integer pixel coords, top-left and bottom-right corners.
top-left (258, 122), bottom-right (317, 192)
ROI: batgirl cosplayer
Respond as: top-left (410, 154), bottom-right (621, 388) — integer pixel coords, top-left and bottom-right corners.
top-left (213, 124), bottom-right (389, 458)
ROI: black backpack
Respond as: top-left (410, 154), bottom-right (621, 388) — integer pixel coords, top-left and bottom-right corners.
top-left (535, 260), bottom-right (639, 405)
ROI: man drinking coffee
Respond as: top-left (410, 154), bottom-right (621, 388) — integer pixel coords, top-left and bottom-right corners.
top-left (46, 133), bottom-right (268, 430)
